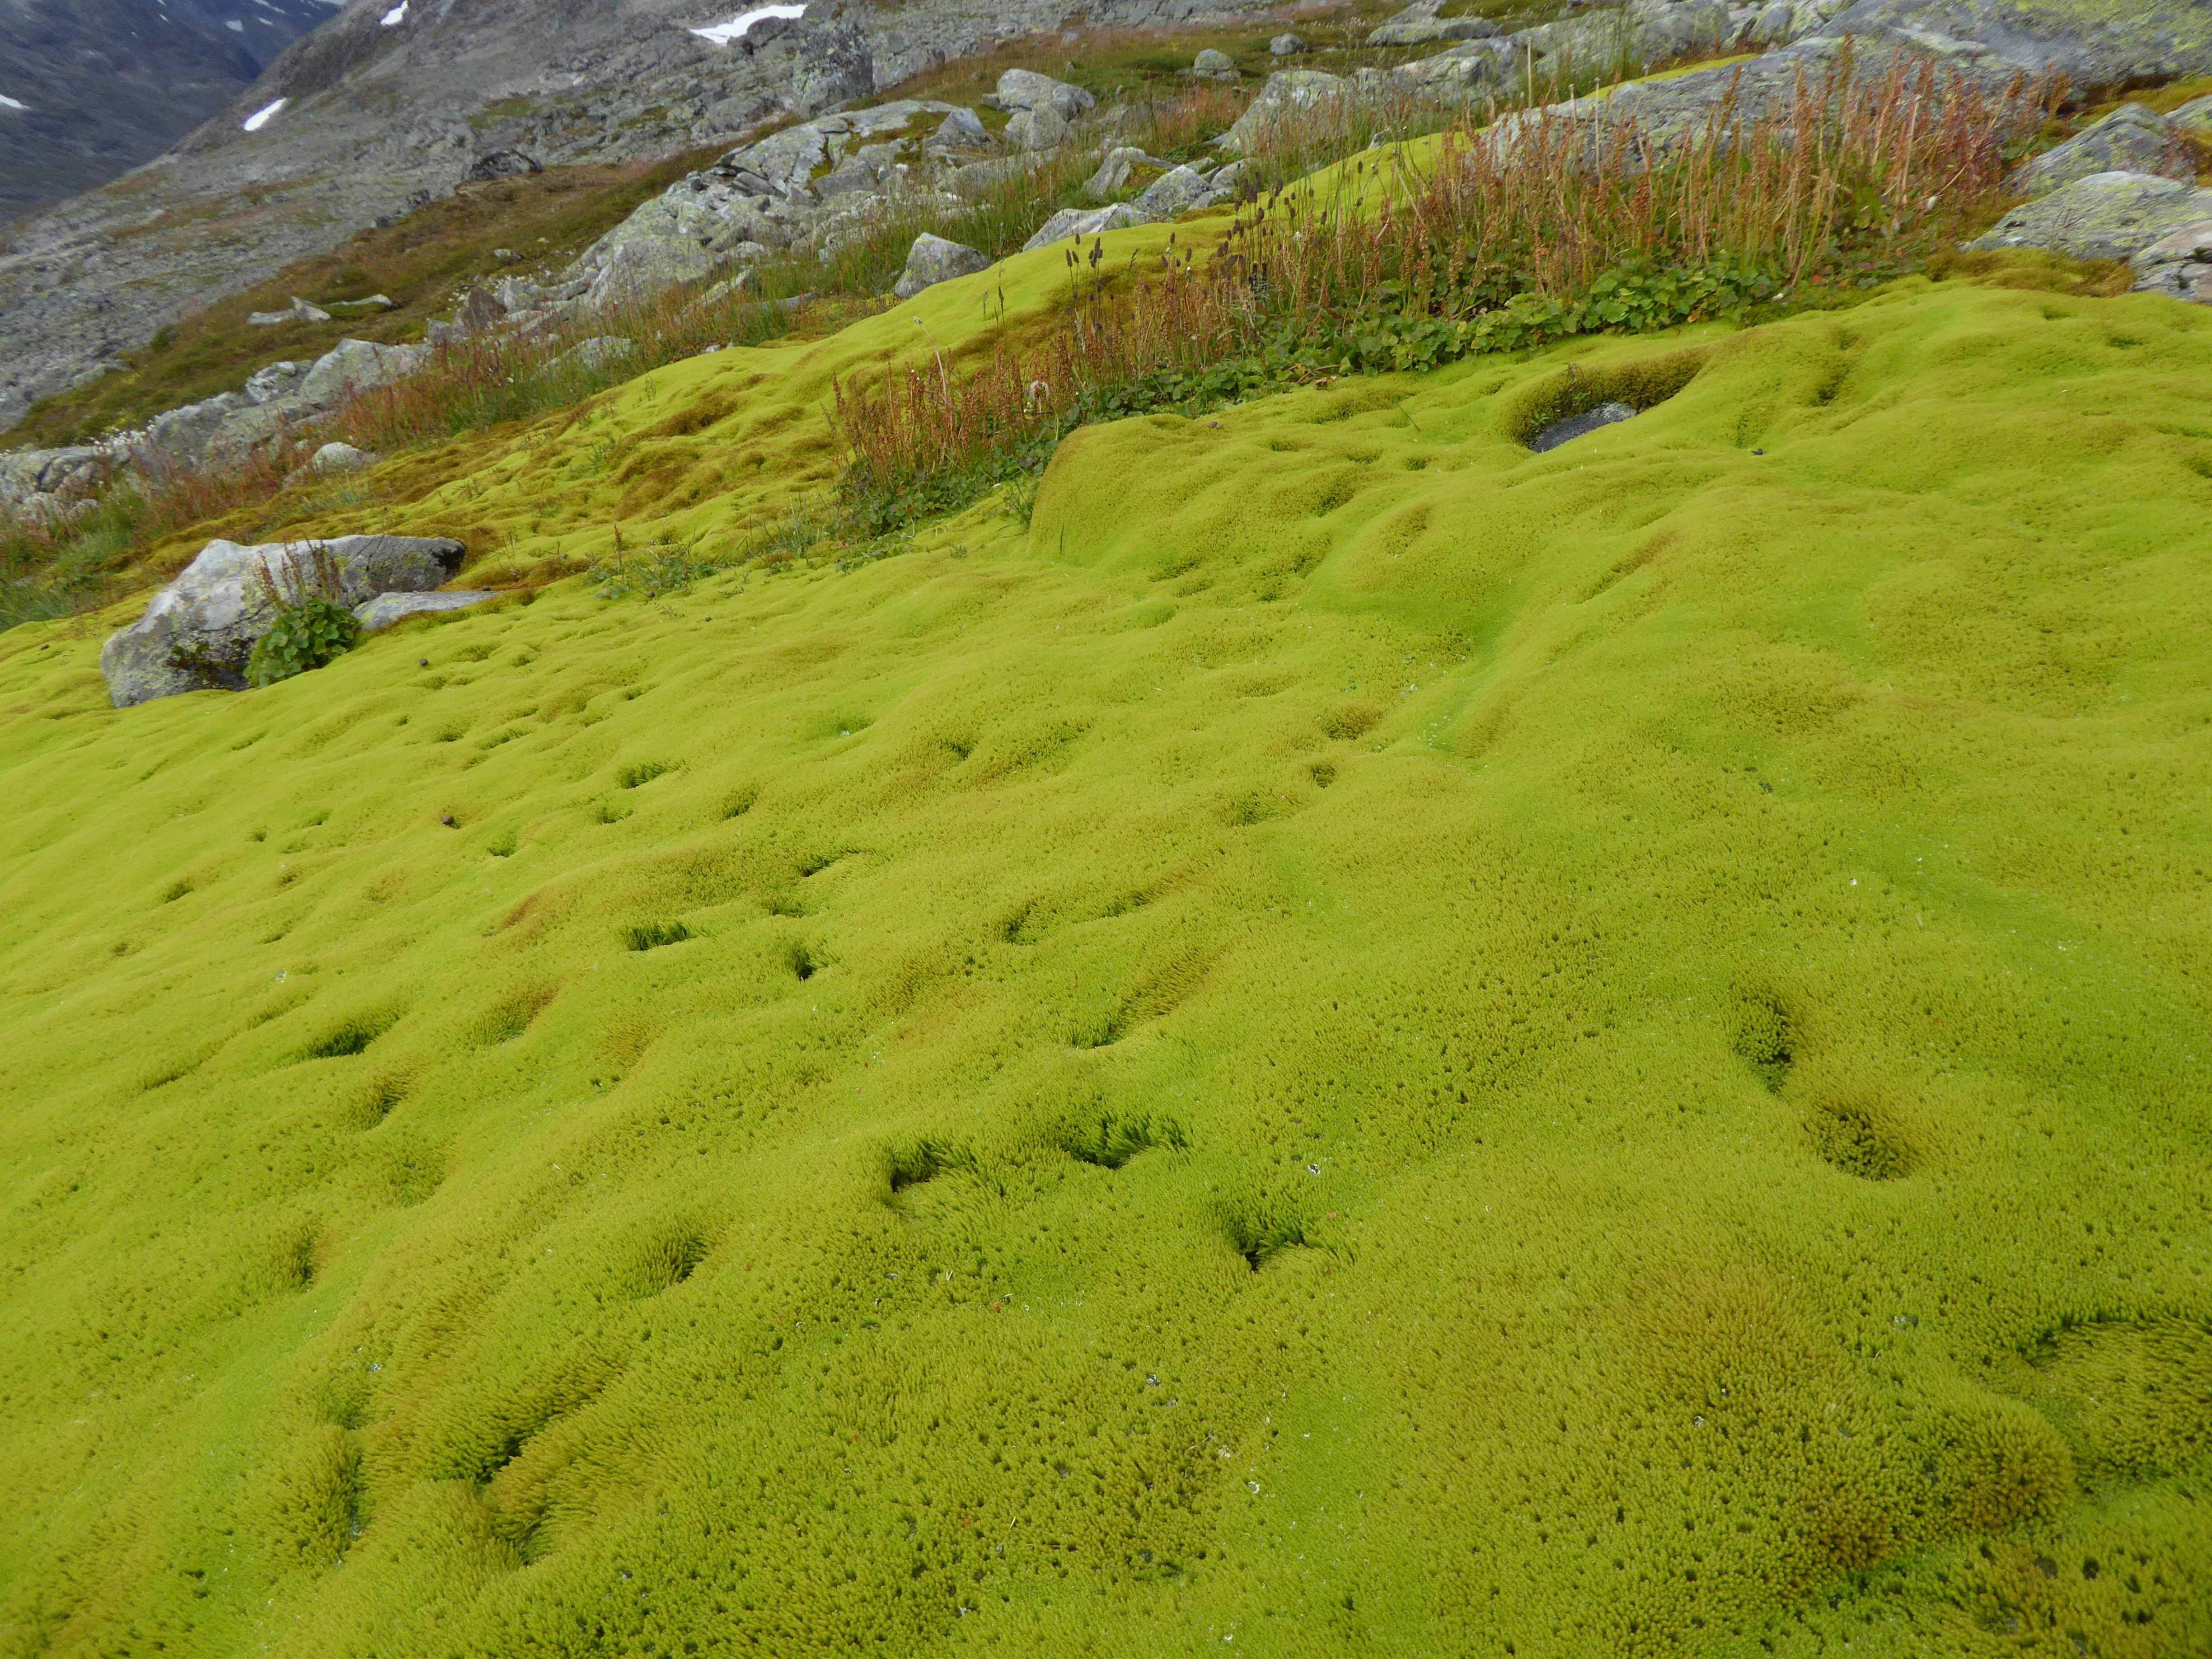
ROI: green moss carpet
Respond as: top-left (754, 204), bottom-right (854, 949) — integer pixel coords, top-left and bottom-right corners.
top-left (2, 267), bottom-right (2209, 1655)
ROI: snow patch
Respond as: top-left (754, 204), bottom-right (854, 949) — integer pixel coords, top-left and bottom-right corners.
top-left (227, 17), bottom-right (244, 28)
top-left (242, 97), bottom-right (288, 131)
top-left (0, 94), bottom-right (26, 112)
top-left (689, 5), bottom-right (804, 46)
top-left (380, 1), bottom-right (406, 23)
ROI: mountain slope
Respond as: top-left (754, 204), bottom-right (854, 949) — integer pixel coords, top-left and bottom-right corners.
top-left (0, 0), bottom-right (1280, 433)
top-left (0, 0), bottom-right (337, 223)
top-left (1, 245), bottom-right (2208, 1652)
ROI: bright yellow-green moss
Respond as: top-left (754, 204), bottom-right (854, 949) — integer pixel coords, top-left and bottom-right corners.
top-left (3, 273), bottom-right (2211, 1658)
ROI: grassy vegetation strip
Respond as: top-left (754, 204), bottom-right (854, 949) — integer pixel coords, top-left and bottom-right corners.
top-left (832, 56), bottom-right (2040, 530)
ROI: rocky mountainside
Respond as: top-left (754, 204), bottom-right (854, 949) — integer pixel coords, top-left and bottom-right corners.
top-left (0, 0), bottom-right (337, 224)
top-left (0, 0), bottom-right (1279, 433)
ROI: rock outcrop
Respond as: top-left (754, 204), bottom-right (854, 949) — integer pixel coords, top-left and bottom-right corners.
top-left (100, 533), bottom-right (466, 707)
top-left (1022, 203), bottom-right (1145, 253)
top-left (0, 333), bottom-right (429, 527)
top-left (894, 234), bottom-right (990, 299)
top-left (2007, 105), bottom-right (2195, 199)
top-left (1968, 170), bottom-right (2212, 268)
top-left (353, 589), bottom-right (499, 631)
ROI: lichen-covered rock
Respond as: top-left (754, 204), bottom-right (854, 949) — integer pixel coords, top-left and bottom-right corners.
top-left (1825, 0), bottom-right (2212, 86)
top-left (1968, 171), bottom-right (2212, 265)
top-left (1005, 102), bottom-right (1072, 151)
top-left (309, 442), bottom-right (375, 475)
top-left (600, 234), bottom-right (728, 306)
top-left (1222, 70), bottom-right (1347, 155)
top-left (1132, 164), bottom-right (1223, 220)
top-left (933, 108), bottom-right (989, 149)
top-left (295, 337), bottom-right (432, 409)
top-left (100, 534), bottom-right (465, 707)
top-left (553, 337), bottom-right (638, 375)
top-left (1270, 32), bottom-right (1309, 54)
top-left (893, 234), bottom-right (990, 300)
top-left (1191, 47), bottom-right (1239, 80)
top-left (1392, 38), bottom-right (1512, 94)
top-left (558, 99), bottom-right (965, 310)
top-left (353, 590), bottom-right (499, 632)
top-left (2173, 95), bottom-right (2212, 136)
top-left (2008, 105), bottom-right (2192, 200)
top-left (2130, 218), bottom-right (2212, 305)
top-left (995, 69), bottom-right (1095, 122)
top-left (1368, 14), bottom-right (1498, 45)
top-left (1086, 146), bottom-right (1153, 199)
top-left (1022, 202), bottom-right (1143, 253)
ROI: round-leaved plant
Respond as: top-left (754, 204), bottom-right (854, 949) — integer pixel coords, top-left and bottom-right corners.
top-left (245, 597), bottom-right (362, 688)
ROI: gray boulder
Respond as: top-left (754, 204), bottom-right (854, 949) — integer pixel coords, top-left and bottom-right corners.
top-left (141, 393), bottom-right (256, 465)
top-left (893, 234), bottom-right (990, 300)
top-left (1368, 14), bottom-right (1499, 45)
top-left (1022, 203), bottom-right (1144, 253)
top-left (1393, 39), bottom-right (1513, 94)
top-left (1223, 71), bottom-right (1346, 155)
top-left (1005, 103), bottom-right (1072, 151)
top-left (995, 69), bottom-right (1095, 121)
top-left (1824, 0), bottom-right (2212, 89)
top-left (246, 295), bottom-right (333, 327)
top-left (1086, 146), bottom-right (1157, 199)
top-left (934, 108), bottom-right (990, 149)
top-left (1133, 165), bottom-right (1223, 220)
top-left (2130, 218), bottom-right (2212, 305)
top-left (553, 336), bottom-right (639, 375)
top-left (2173, 96), bottom-right (2212, 136)
top-left (2008, 105), bottom-right (2192, 200)
top-left (1191, 47), bottom-right (1239, 80)
top-left (297, 337), bottom-right (431, 408)
top-left (815, 144), bottom-right (902, 197)
top-left (466, 150), bottom-right (542, 181)
top-left (1968, 171), bottom-right (2212, 265)
top-left (243, 361), bottom-right (306, 403)
top-left (1270, 33), bottom-right (1310, 55)
top-left (101, 534), bottom-right (465, 707)
top-left (310, 442), bottom-right (375, 475)
top-left (579, 230), bottom-right (720, 310)
top-left (355, 590), bottom-right (499, 632)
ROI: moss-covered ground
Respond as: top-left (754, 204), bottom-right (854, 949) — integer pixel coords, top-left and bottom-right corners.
top-left (3, 223), bottom-right (2210, 1656)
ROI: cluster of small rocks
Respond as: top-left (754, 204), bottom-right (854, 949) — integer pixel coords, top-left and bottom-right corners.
top-left (0, 336), bottom-right (425, 530)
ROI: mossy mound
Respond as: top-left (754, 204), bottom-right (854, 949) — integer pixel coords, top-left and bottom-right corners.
top-left (2, 274), bottom-right (2210, 1656)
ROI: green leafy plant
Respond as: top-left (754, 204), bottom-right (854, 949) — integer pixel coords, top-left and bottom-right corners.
top-left (245, 546), bottom-right (361, 688)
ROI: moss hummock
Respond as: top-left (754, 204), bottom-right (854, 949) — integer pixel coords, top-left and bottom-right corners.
top-left (1, 272), bottom-right (2209, 1656)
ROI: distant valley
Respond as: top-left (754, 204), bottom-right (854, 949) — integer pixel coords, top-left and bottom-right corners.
top-left (0, 0), bottom-right (337, 222)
